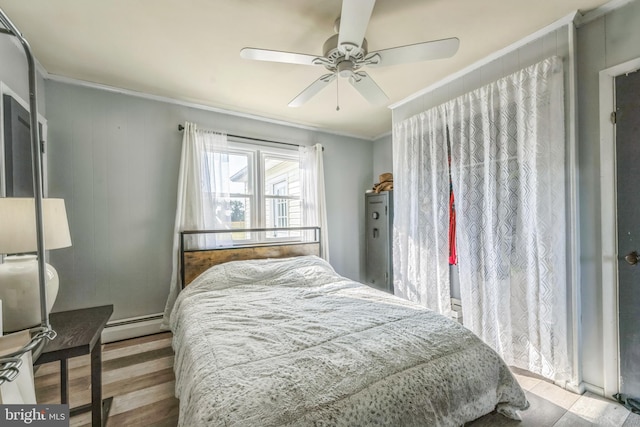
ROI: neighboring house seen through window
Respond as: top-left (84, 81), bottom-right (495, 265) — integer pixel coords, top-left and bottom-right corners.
top-left (272, 180), bottom-right (289, 229)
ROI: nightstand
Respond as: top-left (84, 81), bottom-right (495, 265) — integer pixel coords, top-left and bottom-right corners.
top-left (35, 305), bottom-right (113, 427)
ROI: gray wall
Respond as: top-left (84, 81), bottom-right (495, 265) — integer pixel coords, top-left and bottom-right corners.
top-left (44, 80), bottom-right (373, 321)
top-left (576, 0), bottom-right (640, 390)
top-left (372, 133), bottom-right (392, 184)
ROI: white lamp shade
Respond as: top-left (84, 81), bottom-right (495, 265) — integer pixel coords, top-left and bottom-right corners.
top-left (0, 198), bottom-right (71, 254)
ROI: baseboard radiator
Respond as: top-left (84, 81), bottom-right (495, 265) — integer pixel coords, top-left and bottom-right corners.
top-left (102, 313), bottom-right (165, 343)
top-left (451, 298), bottom-right (463, 324)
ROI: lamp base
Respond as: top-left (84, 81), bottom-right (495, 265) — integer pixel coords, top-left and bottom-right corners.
top-left (0, 255), bottom-right (59, 333)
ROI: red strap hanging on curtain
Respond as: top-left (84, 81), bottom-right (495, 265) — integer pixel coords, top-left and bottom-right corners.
top-left (449, 190), bottom-right (457, 265)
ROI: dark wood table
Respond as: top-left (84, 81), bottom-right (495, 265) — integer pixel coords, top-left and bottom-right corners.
top-left (35, 305), bottom-right (114, 427)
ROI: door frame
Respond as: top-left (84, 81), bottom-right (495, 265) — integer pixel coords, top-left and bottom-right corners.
top-left (598, 56), bottom-right (640, 399)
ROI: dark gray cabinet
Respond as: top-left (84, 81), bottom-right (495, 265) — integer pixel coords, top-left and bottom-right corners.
top-left (365, 191), bottom-right (393, 293)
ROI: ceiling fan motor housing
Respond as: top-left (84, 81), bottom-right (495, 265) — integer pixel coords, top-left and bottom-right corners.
top-left (323, 34), bottom-right (368, 72)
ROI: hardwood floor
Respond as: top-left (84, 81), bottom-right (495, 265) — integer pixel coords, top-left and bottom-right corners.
top-left (34, 332), bottom-right (179, 427)
top-left (34, 332), bottom-right (640, 427)
top-left (468, 368), bottom-right (640, 426)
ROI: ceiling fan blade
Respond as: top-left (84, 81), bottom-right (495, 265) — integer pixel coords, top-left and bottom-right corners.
top-left (367, 37), bottom-right (460, 67)
top-left (348, 71), bottom-right (388, 105)
top-left (288, 73), bottom-right (337, 107)
top-left (240, 47), bottom-right (321, 66)
top-left (338, 0), bottom-right (376, 54)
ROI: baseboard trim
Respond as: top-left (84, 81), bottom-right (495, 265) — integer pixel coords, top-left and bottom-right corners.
top-left (581, 381), bottom-right (608, 398)
top-left (565, 381), bottom-right (585, 395)
top-left (102, 314), bottom-right (164, 343)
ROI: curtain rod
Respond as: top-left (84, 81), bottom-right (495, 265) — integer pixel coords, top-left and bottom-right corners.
top-left (178, 124), bottom-right (302, 149)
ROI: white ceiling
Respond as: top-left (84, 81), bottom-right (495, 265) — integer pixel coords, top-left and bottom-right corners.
top-left (0, 0), bottom-right (611, 139)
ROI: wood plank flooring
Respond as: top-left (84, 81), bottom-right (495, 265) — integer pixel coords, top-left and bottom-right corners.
top-left (34, 332), bottom-right (179, 427)
top-left (33, 332), bottom-right (640, 427)
top-left (468, 368), bottom-right (640, 426)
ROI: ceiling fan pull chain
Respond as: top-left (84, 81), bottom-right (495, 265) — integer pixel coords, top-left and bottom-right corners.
top-left (336, 77), bottom-right (340, 111)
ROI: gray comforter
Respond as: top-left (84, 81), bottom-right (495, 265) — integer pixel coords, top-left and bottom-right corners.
top-left (170, 255), bottom-right (528, 426)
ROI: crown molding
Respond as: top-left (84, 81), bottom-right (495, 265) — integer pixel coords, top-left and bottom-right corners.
top-left (389, 11), bottom-right (580, 110)
top-left (576, 0), bottom-right (636, 26)
top-left (372, 130), bottom-right (391, 141)
top-left (46, 73), bottom-right (375, 141)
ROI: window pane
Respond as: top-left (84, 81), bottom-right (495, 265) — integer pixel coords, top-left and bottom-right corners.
top-left (264, 157), bottom-right (300, 197)
top-left (265, 198), bottom-right (301, 236)
top-left (204, 152), bottom-right (250, 195)
top-left (229, 197), bottom-right (251, 230)
top-left (228, 153), bottom-right (250, 194)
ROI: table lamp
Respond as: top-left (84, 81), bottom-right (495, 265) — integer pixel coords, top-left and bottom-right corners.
top-left (0, 198), bottom-right (71, 333)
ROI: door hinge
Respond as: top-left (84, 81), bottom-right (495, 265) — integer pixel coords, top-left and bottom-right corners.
top-left (40, 139), bottom-right (45, 154)
top-left (611, 111), bottom-right (617, 124)
top-left (385, 206), bottom-right (388, 216)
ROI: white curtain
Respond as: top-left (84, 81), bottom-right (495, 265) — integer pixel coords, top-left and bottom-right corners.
top-left (299, 144), bottom-right (329, 260)
top-left (447, 56), bottom-right (570, 382)
top-left (392, 107), bottom-right (452, 315)
top-left (162, 122), bottom-right (229, 328)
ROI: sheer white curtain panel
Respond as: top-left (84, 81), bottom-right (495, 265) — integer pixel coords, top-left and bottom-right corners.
top-left (392, 108), bottom-right (452, 315)
top-left (447, 56), bottom-right (570, 383)
top-left (162, 122), bottom-right (230, 328)
top-left (299, 144), bottom-right (329, 260)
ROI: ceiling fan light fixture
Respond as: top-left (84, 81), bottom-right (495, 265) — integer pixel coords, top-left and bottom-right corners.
top-left (337, 60), bottom-right (354, 78)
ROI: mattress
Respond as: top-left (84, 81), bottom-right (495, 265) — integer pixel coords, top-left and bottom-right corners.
top-left (170, 255), bottom-right (528, 426)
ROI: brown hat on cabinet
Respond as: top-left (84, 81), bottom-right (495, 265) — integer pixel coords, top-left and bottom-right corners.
top-left (372, 173), bottom-right (393, 193)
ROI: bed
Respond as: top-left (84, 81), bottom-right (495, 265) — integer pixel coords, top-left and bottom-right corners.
top-left (169, 229), bottom-right (528, 426)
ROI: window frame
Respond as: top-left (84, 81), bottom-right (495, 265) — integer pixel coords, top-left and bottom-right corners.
top-left (217, 139), bottom-right (301, 245)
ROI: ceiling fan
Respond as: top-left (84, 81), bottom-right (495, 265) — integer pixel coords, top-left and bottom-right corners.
top-left (240, 0), bottom-right (459, 108)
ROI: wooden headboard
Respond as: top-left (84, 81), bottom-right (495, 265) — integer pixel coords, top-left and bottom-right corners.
top-left (180, 227), bottom-right (321, 287)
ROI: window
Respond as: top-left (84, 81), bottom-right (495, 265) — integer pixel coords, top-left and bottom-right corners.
top-left (203, 142), bottom-right (301, 243)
